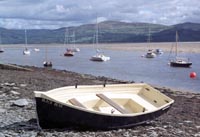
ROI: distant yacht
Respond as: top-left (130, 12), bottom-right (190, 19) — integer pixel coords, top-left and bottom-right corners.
top-left (145, 49), bottom-right (156, 58)
top-left (90, 49), bottom-right (110, 62)
top-left (90, 16), bottom-right (110, 62)
top-left (64, 48), bottom-right (75, 56)
top-left (0, 48), bottom-right (4, 53)
top-left (43, 45), bottom-right (52, 67)
top-left (23, 48), bottom-right (31, 55)
top-left (23, 29), bottom-right (31, 55)
top-left (63, 29), bottom-right (75, 57)
top-left (43, 61), bottom-right (52, 67)
top-left (153, 49), bottom-right (163, 55)
top-left (145, 28), bottom-right (156, 58)
top-left (169, 31), bottom-right (192, 67)
top-left (70, 31), bottom-right (80, 52)
top-left (34, 48), bottom-right (40, 52)
top-left (0, 34), bottom-right (4, 53)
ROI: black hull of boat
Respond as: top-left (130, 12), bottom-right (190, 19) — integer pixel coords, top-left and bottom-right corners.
top-left (43, 62), bottom-right (52, 67)
top-left (170, 62), bottom-right (192, 67)
top-left (64, 54), bottom-right (74, 57)
top-left (35, 97), bottom-right (172, 130)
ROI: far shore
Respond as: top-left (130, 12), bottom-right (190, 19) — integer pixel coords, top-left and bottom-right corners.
top-left (2, 42), bottom-right (200, 53)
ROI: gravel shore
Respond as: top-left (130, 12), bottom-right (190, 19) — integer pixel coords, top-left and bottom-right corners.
top-left (0, 66), bottom-right (199, 137)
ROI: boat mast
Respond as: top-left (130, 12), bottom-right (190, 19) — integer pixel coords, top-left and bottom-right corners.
top-left (96, 14), bottom-right (99, 47)
top-left (175, 31), bottom-right (178, 57)
top-left (25, 29), bottom-right (27, 48)
top-left (64, 28), bottom-right (68, 47)
top-left (72, 31), bottom-right (75, 48)
top-left (45, 45), bottom-right (47, 61)
top-left (0, 33), bottom-right (1, 44)
top-left (147, 28), bottom-right (151, 49)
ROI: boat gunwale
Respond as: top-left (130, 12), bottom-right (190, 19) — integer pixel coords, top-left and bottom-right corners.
top-left (34, 83), bottom-right (174, 117)
top-left (35, 94), bottom-right (174, 117)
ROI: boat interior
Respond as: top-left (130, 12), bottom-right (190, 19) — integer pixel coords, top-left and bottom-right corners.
top-left (35, 84), bottom-right (174, 115)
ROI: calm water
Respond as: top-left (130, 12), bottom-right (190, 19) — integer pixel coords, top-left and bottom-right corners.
top-left (0, 46), bottom-right (200, 92)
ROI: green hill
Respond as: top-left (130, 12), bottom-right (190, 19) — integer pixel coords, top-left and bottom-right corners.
top-left (0, 21), bottom-right (200, 44)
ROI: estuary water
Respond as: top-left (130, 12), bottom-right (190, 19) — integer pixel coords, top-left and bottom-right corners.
top-left (0, 46), bottom-right (200, 92)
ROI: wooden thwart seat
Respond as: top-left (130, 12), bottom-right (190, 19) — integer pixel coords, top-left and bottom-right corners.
top-left (69, 98), bottom-right (86, 109)
top-left (96, 93), bottom-right (129, 114)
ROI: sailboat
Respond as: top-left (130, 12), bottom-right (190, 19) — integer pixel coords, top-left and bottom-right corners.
top-left (90, 17), bottom-right (110, 62)
top-left (70, 32), bottom-right (80, 52)
top-left (0, 34), bottom-right (4, 53)
top-left (169, 31), bottom-right (192, 67)
top-left (145, 28), bottom-right (156, 58)
top-left (34, 48), bottom-right (40, 52)
top-left (23, 29), bottom-right (31, 55)
top-left (64, 29), bottom-right (75, 57)
top-left (43, 46), bottom-right (52, 67)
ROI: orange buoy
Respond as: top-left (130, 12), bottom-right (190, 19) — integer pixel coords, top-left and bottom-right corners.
top-left (190, 72), bottom-right (197, 79)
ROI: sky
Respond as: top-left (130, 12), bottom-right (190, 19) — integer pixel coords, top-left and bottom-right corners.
top-left (0, 0), bottom-right (200, 29)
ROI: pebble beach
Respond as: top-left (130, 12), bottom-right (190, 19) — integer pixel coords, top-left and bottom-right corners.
top-left (0, 66), bottom-right (200, 137)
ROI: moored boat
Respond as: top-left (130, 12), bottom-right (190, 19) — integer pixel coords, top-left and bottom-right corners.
top-left (64, 49), bottom-right (74, 56)
top-left (23, 48), bottom-right (31, 55)
top-left (90, 16), bottom-right (110, 62)
top-left (170, 57), bottom-right (192, 67)
top-left (23, 30), bottom-right (31, 55)
top-left (34, 83), bottom-right (174, 129)
top-left (34, 48), bottom-right (40, 52)
top-left (90, 53), bottom-right (110, 61)
top-left (154, 49), bottom-right (163, 55)
top-left (145, 49), bottom-right (157, 58)
top-left (144, 29), bottom-right (156, 58)
top-left (0, 34), bottom-right (4, 53)
top-left (169, 31), bottom-right (192, 67)
top-left (0, 48), bottom-right (4, 53)
top-left (43, 61), bottom-right (52, 67)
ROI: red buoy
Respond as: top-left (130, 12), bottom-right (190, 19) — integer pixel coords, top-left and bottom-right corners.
top-left (190, 72), bottom-right (197, 79)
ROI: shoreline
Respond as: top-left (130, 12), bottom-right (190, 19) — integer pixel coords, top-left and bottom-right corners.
top-left (1, 63), bottom-right (199, 94)
top-left (0, 65), bottom-right (200, 136)
top-left (2, 42), bottom-right (200, 53)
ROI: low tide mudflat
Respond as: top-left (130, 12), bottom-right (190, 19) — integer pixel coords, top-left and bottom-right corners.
top-left (3, 42), bottom-right (200, 53)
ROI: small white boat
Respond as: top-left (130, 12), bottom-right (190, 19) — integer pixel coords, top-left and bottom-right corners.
top-left (154, 49), bottom-right (163, 55)
top-left (34, 83), bottom-right (174, 129)
top-left (144, 29), bottom-right (156, 58)
top-left (34, 48), bottom-right (40, 52)
top-left (145, 49), bottom-right (157, 58)
top-left (91, 16), bottom-right (110, 62)
top-left (91, 53), bottom-right (110, 62)
top-left (23, 29), bottom-right (31, 55)
top-left (71, 48), bottom-right (80, 52)
top-left (23, 48), bottom-right (31, 55)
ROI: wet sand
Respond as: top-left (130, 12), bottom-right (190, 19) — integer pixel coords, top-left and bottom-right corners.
top-left (3, 42), bottom-right (200, 53)
top-left (96, 42), bottom-right (200, 53)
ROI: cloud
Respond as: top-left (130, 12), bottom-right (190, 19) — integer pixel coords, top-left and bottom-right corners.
top-left (0, 0), bottom-right (200, 29)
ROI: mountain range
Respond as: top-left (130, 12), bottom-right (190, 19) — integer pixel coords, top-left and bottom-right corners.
top-left (0, 21), bottom-right (200, 44)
